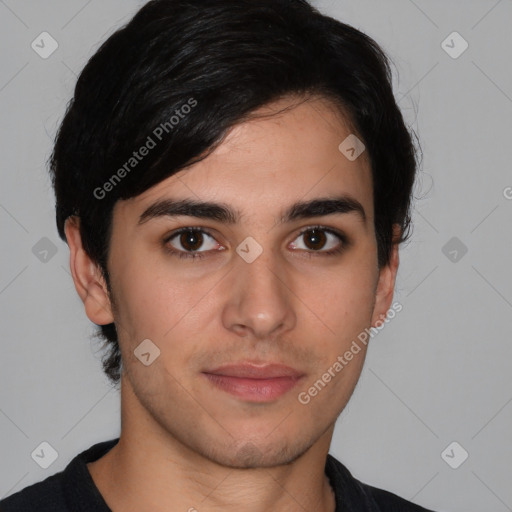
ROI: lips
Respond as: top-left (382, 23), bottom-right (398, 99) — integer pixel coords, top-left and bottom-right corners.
top-left (202, 363), bottom-right (305, 402)
top-left (204, 363), bottom-right (305, 379)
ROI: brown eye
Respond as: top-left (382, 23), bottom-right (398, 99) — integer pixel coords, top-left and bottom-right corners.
top-left (302, 228), bottom-right (327, 250)
top-left (165, 228), bottom-right (221, 260)
top-left (289, 227), bottom-right (345, 255)
top-left (178, 230), bottom-right (204, 251)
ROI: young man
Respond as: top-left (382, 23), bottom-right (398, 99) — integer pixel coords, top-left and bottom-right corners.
top-left (1, 0), bottom-right (435, 510)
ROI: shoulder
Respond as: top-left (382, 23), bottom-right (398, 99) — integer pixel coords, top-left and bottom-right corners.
top-left (0, 471), bottom-right (67, 512)
top-left (0, 438), bottom-right (118, 512)
top-left (325, 454), bottom-right (437, 512)
top-left (361, 482), bottom-right (437, 512)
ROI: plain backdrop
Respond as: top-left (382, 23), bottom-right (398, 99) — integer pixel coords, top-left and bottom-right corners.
top-left (1, 1), bottom-right (511, 511)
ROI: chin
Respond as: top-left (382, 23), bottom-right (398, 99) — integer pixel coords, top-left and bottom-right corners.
top-left (203, 438), bottom-right (310, 469)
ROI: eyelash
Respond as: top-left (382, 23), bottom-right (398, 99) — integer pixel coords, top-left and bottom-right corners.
top-left (163, 225), bottom-right (348, 261)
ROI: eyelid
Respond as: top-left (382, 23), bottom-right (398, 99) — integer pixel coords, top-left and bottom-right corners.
top-left (295, 224), bottom-right (346, 240)
top-left (292, 224), bottom-right (348, 254)
top-left (164, 226), bottom-right (221, 250)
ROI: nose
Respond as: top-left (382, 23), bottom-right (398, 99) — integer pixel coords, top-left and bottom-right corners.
top-left (221, 247), bottom-right (297, 341)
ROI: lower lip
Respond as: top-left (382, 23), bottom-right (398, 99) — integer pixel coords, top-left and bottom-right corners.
top-left (202, 373), bottom-right (303, 402)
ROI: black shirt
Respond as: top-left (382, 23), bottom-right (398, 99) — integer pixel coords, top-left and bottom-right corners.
top-left (0, 438), bottom-right (435, 511)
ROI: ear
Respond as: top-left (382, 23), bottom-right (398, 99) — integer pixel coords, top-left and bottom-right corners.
top-left (64, 216), bottom-right (115, 326)
top-left (370, 224), bottom-right (401, 327)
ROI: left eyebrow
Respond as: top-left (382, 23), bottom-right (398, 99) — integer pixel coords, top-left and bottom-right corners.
top-left (137, 195), bottom-right (367, 226)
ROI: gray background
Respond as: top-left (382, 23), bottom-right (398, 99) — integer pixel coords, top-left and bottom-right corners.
top-left (1, 1), bottom-right (511, 511)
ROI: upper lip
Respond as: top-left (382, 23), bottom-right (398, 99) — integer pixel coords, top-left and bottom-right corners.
top-left (203, 363), bottom-right (305, 379)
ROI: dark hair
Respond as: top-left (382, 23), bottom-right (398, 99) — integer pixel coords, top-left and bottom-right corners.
top-left (49, 0), bottom-right (419, 386)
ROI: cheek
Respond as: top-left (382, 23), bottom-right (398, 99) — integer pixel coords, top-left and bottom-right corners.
top-left (306, 258), bottom-right (378, 332)
top-left (332, 272), bottom-right (376, 322)
top-left (111, 255), bottom-right (218, 364)
top-left (297, 267), bottom-right (375, 405)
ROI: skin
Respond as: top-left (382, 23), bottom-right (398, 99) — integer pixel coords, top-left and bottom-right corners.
top-left (65, 95), bottom-right (400, 512)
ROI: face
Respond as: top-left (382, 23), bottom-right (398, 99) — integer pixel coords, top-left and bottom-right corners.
top-left (70, 96), bottom-right (398, 468)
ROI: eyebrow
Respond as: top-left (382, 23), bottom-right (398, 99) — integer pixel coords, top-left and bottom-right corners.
top-left (138, 195), bottom-right (367, 226)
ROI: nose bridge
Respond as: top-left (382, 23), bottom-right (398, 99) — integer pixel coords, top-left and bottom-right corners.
top-left (223, 234), bottom-right (296, 338)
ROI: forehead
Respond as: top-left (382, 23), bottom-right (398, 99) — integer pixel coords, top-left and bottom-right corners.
top-left (115, 96), bottom-right (373, 225)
